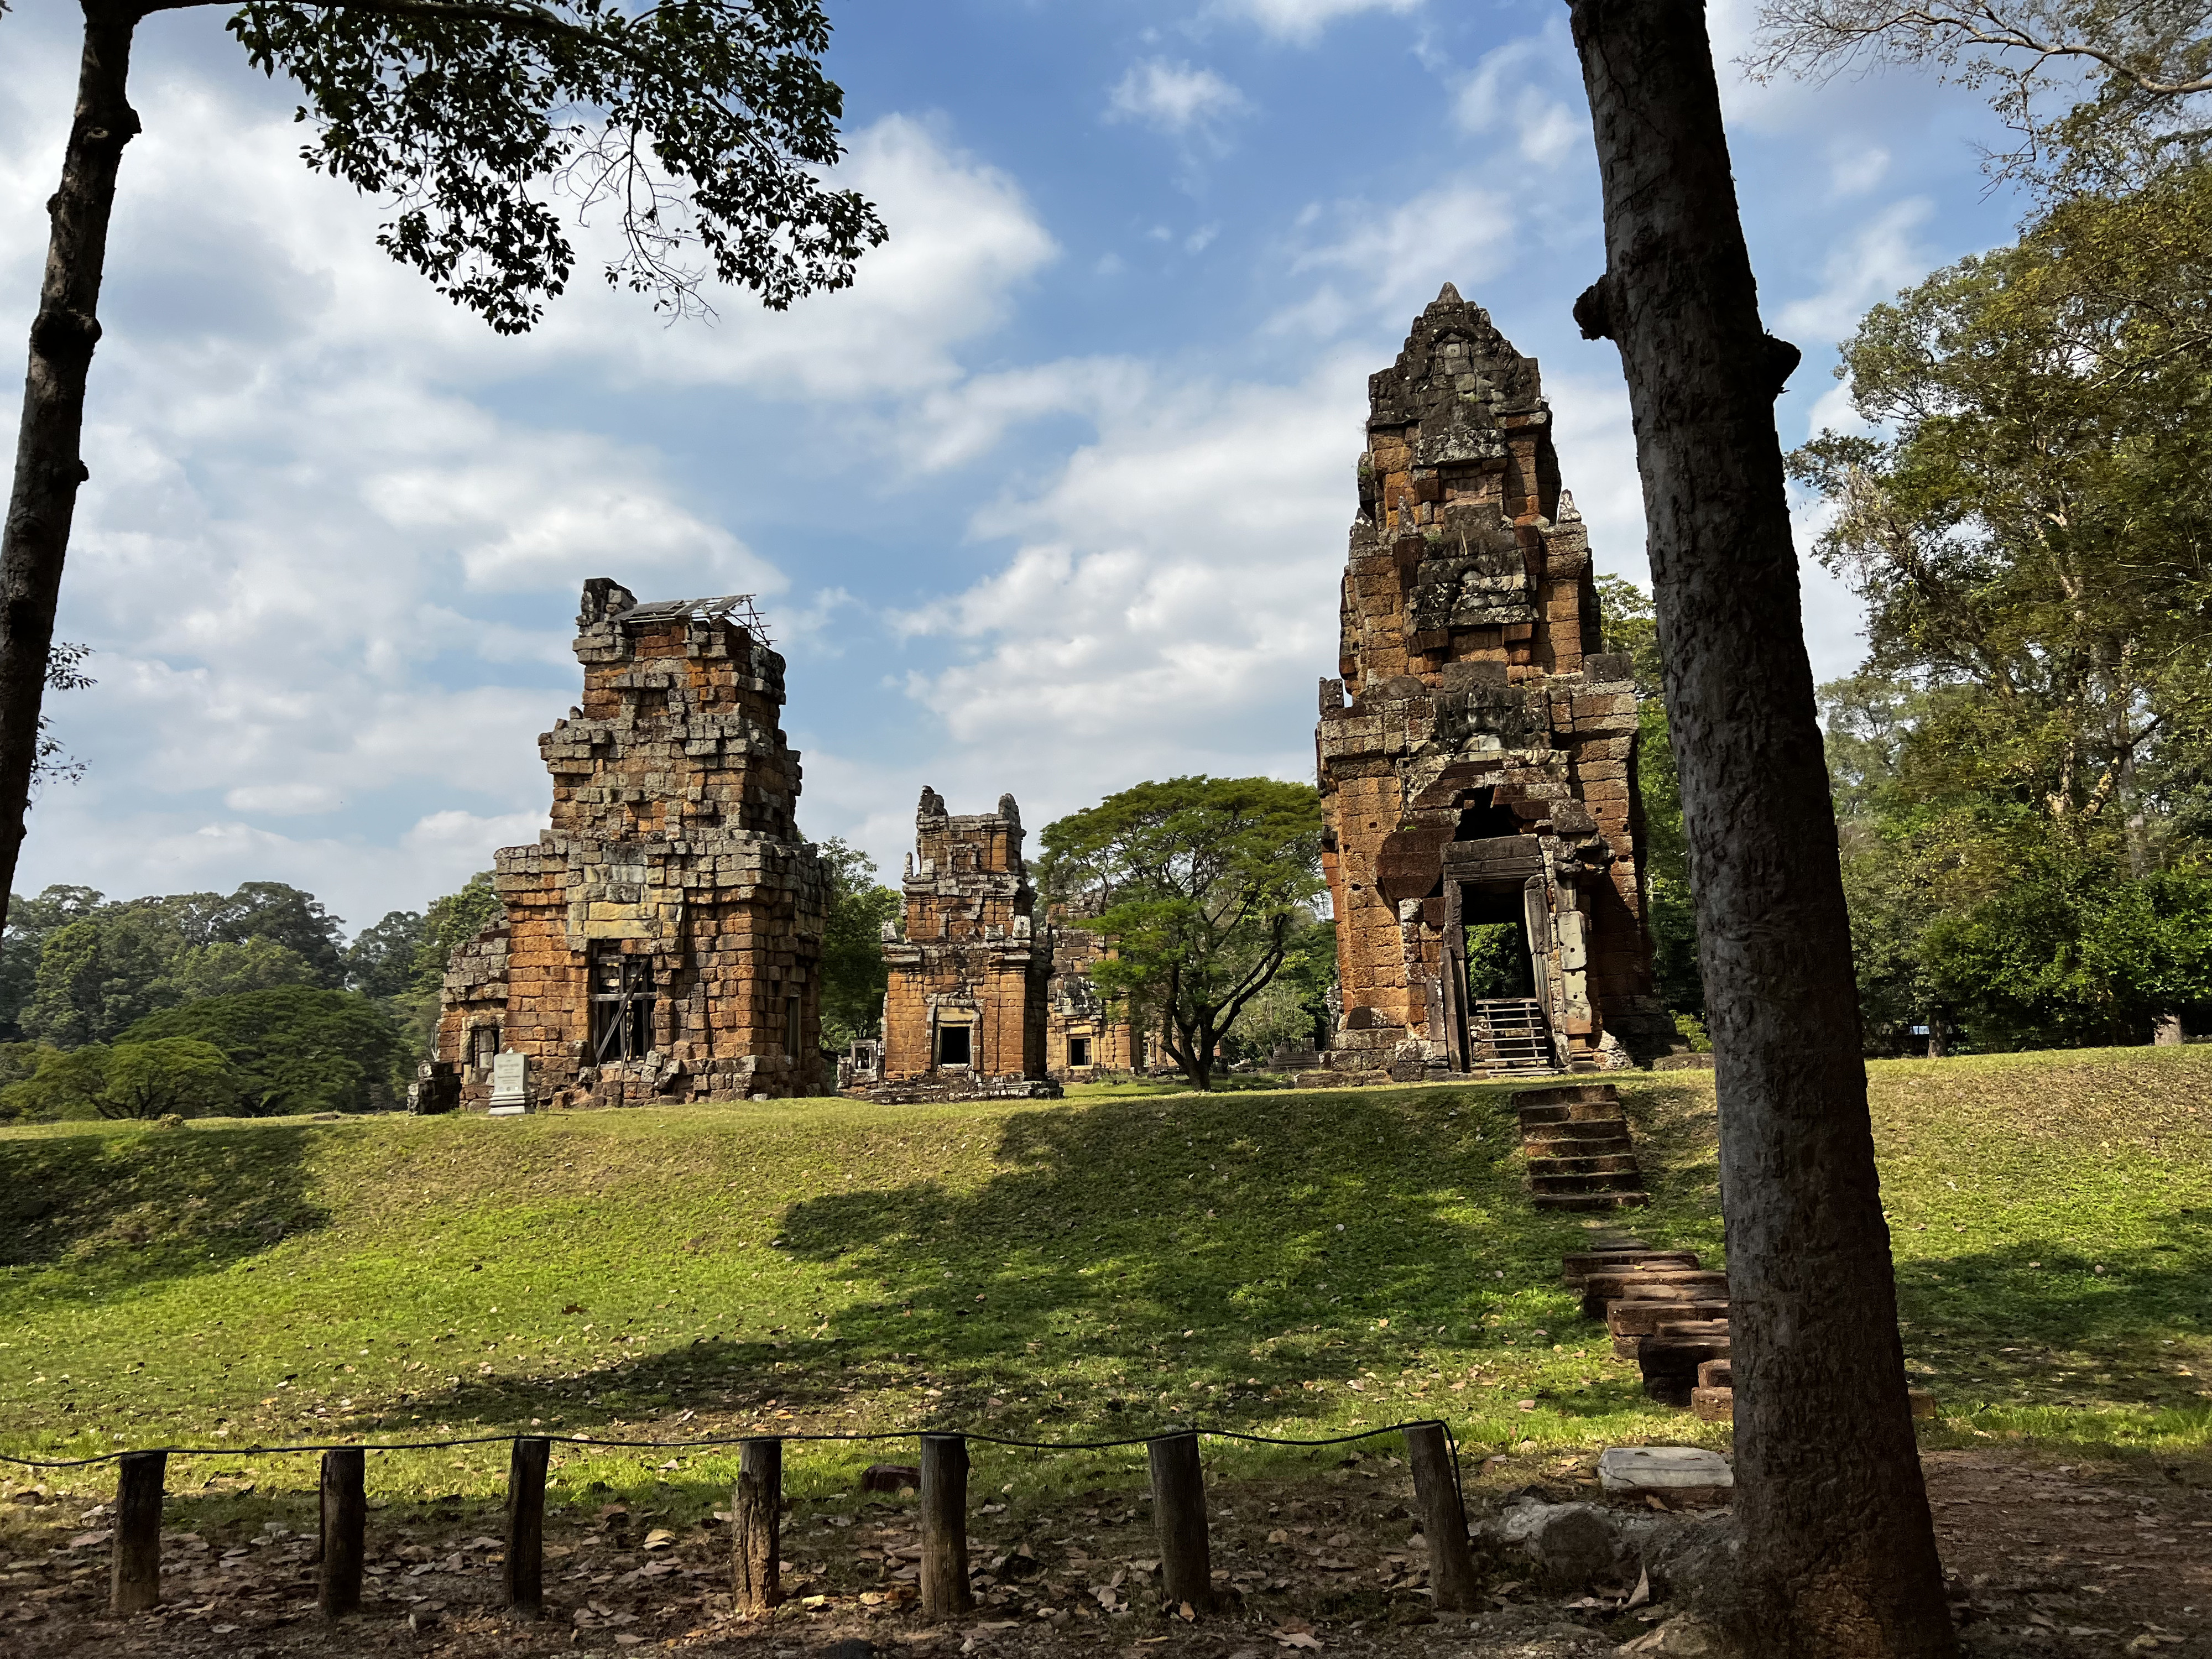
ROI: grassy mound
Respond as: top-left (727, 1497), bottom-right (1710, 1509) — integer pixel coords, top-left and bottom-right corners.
top-left (1, 1046), bottom-right (2205, 1507)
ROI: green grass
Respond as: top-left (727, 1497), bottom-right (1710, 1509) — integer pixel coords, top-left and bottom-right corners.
top-left (2, 1046), bottom-right (2207, 1516)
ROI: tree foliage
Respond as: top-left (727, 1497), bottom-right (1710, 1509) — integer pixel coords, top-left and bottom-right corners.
top-left (123, 987), bottom-right (410, 1115)
top-left (227, 0), bottom-right (887, 332)
top-left (409, 871), bottom-right (505, 995)
top-left (1790, 165), bottom-right (2212, 1048)
top-left (815, 837), bottom-right (899, 1051)
top-left (1596, 577), bottom-right (1702, 1017)
top-left (1037, 776), bottom-right (1324, 1091)
top-left (1747, 0), bottom-right (2212, 191)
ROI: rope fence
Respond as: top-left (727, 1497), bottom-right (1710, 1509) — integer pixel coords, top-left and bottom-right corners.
top-left (4, 1416), bottom-right (1483, 1622)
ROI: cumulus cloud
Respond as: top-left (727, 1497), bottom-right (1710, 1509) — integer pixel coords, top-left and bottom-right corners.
top-left (893, 356), bottom-right (1370, 804)
top-left (1107, 60), bottom-right (1253, 137)
top-left (0, 19), bottom-right (1064, 921)
top-left (1212, 0), bottom-right (1423, 47)
top-left (1275, 181), bottom-right (1517, 335)
top-left (1453, 35), bottom-right (1585, 169)
top-left (1775, 197), bottom-right (1934, 342)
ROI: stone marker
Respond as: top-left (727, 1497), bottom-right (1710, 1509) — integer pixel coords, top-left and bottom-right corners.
top-left (1597, 1446), bottom-right (1733, 1505)
top-left (489, 1051), bottom-right (529, 1115)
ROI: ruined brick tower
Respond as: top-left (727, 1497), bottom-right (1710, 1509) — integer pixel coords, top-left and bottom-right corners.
top-left (870, 789), bottom-right (1058, 1100)
top-left (1314, 287), bottom-right (1667, 1078)
top-left (432, 581), bottom-right (826, 1107)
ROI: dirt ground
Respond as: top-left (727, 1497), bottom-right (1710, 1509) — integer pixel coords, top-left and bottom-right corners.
top-left (2, 1449), bottom-right (2206, 1658)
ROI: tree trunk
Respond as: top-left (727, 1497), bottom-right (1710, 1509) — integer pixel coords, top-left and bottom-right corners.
top-left (1563, 3), bottom-right (1956, 1655)
top-left (0, 3), bottom-right (140, 933)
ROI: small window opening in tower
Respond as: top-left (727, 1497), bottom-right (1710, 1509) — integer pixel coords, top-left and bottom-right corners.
top-left (472, 1024), bottom-right (499, 1073)
top-left (1068, 1035), bottom-right (1092, 1068)
top-left (937, 1023), bottom-right (973, 1067)
top-left (589, 947), bottom-right (657, 1063)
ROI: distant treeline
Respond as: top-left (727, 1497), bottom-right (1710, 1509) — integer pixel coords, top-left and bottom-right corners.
top-left (0, 875), bottom-right (502, 1122)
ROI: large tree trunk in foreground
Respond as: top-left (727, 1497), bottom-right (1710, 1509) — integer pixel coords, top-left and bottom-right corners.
top-left (1564, 2), bottom-right (1956, 1655)
top-left (0, 4), bottom-right (140, 932)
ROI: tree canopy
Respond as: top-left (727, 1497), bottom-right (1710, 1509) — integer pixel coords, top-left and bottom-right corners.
top-left (815, 837), bottom-right (900, 1051)
top-left (1788, 161), bottom-right (2212, 1048)
top-left (123, 987), bottom-right (411, 1115)
top-left (1037, 776), bottom-right (1325, 1091)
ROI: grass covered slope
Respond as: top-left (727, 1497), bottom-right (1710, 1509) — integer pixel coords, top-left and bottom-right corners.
top-left (1, 1047), bottom-right (2206, 1501)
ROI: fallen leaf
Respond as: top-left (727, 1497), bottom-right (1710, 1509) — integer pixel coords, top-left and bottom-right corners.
top-left (1626, 1567), bottom-right (1651, 1610)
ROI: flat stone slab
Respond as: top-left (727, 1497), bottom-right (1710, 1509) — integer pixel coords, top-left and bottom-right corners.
top-left (1598, 1447), bottom-right (1734, 1494)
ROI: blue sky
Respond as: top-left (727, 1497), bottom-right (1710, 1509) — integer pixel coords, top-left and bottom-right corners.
top-left (0, 0), bottom-right (2026, 935)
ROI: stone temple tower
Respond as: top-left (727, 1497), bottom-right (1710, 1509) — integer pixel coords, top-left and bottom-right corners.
top-left (1313, 286), bottom-right (1670, 1078)
top-left (431, 580), bottom-right (827, 1107)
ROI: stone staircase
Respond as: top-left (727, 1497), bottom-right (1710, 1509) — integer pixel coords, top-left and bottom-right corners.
top-left (1562, 1230), bottom-right (1731, 1407)
top-left (1512, 1082), bottom-right (1648, 1210)
top-left (1470, 998), bottom-right (1569, 1077)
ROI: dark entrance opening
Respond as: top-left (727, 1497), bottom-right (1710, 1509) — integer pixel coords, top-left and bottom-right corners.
top-left (1067, 1035), bottom-right (1092, 1068)
top-left (1460, 885), bottom-right (1535, 999)
top-left (1456, 786), bottom-right (1521, 842)
top-left (937, 1023), bottom-right (973, 1067)
top-left (589, 948), bottom-right (657, 1063)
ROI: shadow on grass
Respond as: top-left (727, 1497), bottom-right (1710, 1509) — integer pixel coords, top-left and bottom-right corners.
top-left (364, 1084), bottom-right (1607, 1439)
top-left (0, 1120), bottom-right (331, 1303)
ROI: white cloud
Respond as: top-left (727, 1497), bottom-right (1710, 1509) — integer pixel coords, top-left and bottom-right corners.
top-left (1775, 197), bottom-right (1934, 342)
top-left (1278, 181), bottom-right (1517, 334)
top-left (1213, 0), bottom-right (1423, 47)
top-left (1107, 60), bottom-right (1253, 137)
top-left (894, 356), bottom-right (1368, 792)
top-left (1828, 140), bottom-right (1892, 197)
top-left (898, 358), bottom-right (1150, 473)
top-left (1453, 35), bottom-right (1585, 169)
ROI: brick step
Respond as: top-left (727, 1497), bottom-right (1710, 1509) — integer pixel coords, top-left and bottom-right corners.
top-left (1607, 1298), bottom-right (1733, 1357)
top-left (1640, 1323), bottom-right (1733, 1406)
top-left (1581, 1267), bottom-right (1729, 1319)
top-left (1530, 1170), bottom-right (1646, 1196)
top-left (1563, 1248), bottom-right (1699, 1283)
top-left (1512, 1083), bottom-right (1622, 1111)
top-left (1521, 1116), bottom-right (1633, 1144)
top-left (1532, 1190), bottom-right (1649, 1211)
top-left (1517, 1101), bottom-right (1631, 1126)
top-left (1528, 1152), bottom-right (1641, 1177)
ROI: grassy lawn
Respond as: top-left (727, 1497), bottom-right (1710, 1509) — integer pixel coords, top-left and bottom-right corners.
top-left (2, 1046), bottom-right (2206, 1516)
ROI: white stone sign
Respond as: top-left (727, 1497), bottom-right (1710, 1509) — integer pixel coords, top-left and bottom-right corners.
top-left (1597, 1446), bottom-right (1733, 1497)
top-left (489, 1050), bottom-right (529, 1115)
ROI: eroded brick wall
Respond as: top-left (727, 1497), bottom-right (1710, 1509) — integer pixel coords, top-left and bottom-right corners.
top-left (433, 581), bottom-right (826, 1107)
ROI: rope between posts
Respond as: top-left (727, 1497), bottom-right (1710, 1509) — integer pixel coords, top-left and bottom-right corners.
top-left (0, 1417), bottom-right (1470, 1472)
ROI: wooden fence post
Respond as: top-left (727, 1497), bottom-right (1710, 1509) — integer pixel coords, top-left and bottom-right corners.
top-left (1147, 1432), bottom-right (1214, 1614)
top-left (733, 1437), bottom-right (783, 1613)
top-left (1402, 1421), bottom-right (1478, 1611)
top-left (505, 1437), bottom-right (550, 1618)
top-left (318, 1447), bottom-right (366, 1618)
top-left (919, 1433), bottom-right (974, 1619)
top-left (108, 1451), bottom-right (166, 1615)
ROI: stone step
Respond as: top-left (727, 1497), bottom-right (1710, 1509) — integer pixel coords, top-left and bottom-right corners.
top-left (1529, 1169), bottom-right (1646, 1196)
top-left (1639, 1324), bottom-right (1733, 1406)
top-left (1580, 1267), bottom-right (1728, 1318)
top-left (1518, 1100), bottom-right (1630, 1125)
top-left (1606, 1298), bottom-right (1733, 1357)
top-left (1512, 1083), bottom-right (1622, 1112)
top-left (1521, 1117), bottom-right (1632, 1145)
top-left (1531, 1190), bottom-right (1650, 1211)
top-left (1563, 1248), bottom-right (1699, 1283)
top-left (1697, 1358), bottom-right (1732, 1390)
top-left (1528, 1152), bottom-right (1642, 1177)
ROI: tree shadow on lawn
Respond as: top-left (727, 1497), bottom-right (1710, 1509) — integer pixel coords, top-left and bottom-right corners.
top-left (0, 1120), bottom-right (331, 1306)
top-left (1894, 1210), bottom-right (2212, 1409)
top-left (366, 1085), bottom-right (1609, 1441)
